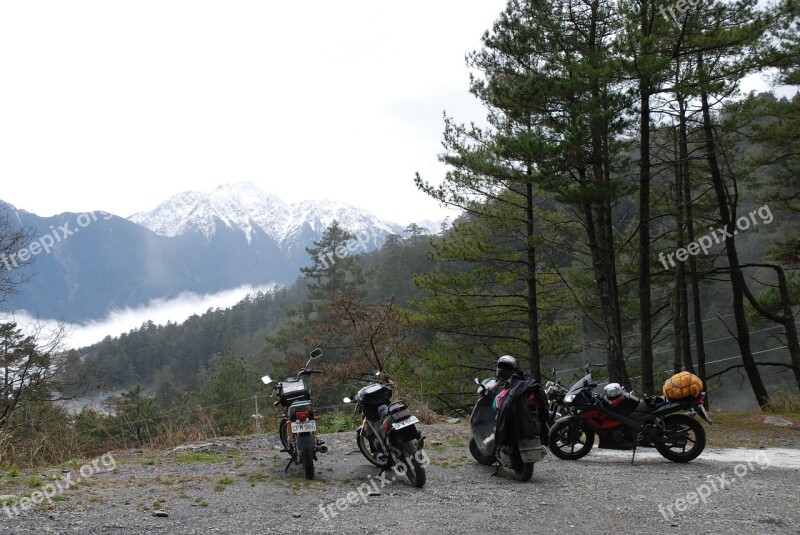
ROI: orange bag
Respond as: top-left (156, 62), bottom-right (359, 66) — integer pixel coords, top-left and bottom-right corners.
top-left (663, 371), bottom-right (703, 400)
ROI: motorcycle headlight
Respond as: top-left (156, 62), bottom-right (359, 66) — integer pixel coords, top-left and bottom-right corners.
top-left (564, 394), bottom-right (575, 404)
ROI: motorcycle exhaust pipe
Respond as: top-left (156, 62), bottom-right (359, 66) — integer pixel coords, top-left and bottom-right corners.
top-left (317, 444), bottom-right (329, 453)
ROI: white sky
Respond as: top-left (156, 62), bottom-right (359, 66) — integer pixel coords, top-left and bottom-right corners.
top-left (0, 1), bottom-right (508, 225)
top-left (0, 1), bottom-right (781, 227)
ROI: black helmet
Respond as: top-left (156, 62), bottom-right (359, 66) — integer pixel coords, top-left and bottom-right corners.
top-left (496, 355), bottom-right (518, 381)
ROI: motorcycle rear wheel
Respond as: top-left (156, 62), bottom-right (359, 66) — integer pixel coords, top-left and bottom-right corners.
top-left (356, 428), bottom-right (388, 467)
top-left (469, 437), bottom-right (496, 466)
top-left (300, 447), bottom-right (315, 479)
top-left (279, 419), bottom-right (289, 450)
top-left (514, 462), bottom-right (534, 482)
top-left (655, 414), bottom-right (706, 463)
top-left (401, 443), bottom-right (426, 488)
top-left (548, 420), bottom-right (595, 460)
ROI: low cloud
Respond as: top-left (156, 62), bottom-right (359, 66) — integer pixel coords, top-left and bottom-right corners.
top-left (8, 283), bottom-right (277, 349)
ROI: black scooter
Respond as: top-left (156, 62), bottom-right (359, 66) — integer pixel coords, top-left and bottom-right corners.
top-left (469, 374), bottom-right (548, 482)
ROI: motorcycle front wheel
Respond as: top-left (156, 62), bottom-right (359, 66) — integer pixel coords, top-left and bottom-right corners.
top-left (300, 447), bottom-right (315, 479)
top-left (468, 437), bottom-right (496, 466)
top-left (356, 428), bottom-right (388, 467)
top-left (548, 420), bottom-right (595, 460)
top-left (655, 414), bottom-right (706, 463)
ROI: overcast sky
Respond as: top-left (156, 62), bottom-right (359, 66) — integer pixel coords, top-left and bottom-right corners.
top-left (0, 1), bottom-right (515, 226)
top-left (0, 1), bottom-right (781, 228)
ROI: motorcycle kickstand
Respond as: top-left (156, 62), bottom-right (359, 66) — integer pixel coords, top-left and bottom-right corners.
top-left (284, 457), bottom-right (294, 472)
top-left (631, 432), bottom-right (642, 465)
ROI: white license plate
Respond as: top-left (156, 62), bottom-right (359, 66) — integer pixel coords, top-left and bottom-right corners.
top-left (291, 421), bottom-right (316, 433)
top-left (391, 415), bottom-right (419, 430)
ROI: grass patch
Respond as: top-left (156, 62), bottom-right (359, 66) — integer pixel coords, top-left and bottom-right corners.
top-left (26, 476), bottom-right (43, 488)
top-left (765, 393), bottom-right (800, 418)
top-left (217, 475), bottom-right (234, 485)
top-left (706, 411), bottom-right (800, 448)
top-left (212, 485), bottom-right (225, 492)
top-left (316, 411), bottom-right (356, 434)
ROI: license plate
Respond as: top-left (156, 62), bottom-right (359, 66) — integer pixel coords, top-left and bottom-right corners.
top-left (391, 415), bottom-right (419, 430)
top-left (291, 421), bottom-right (316, 433)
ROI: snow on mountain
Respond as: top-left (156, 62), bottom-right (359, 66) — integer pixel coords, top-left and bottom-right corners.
top-left (128, 182), bottom-right (404, 250)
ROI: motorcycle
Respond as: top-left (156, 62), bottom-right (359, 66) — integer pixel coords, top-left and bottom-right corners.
top-left (547, 366), bottom-right (712, 463)
top-left (343, 379), bottom-right (427, 488)
top-left (468, 375), bottom-right (548, 482)
top-left (544, 378), bottom-right (569, 422)
top-left (261, 348), bottom-right (327, 479)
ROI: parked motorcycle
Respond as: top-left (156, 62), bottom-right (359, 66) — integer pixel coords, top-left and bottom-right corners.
top-left (261, 348), bottom-right (327, 479)
top-left (343, 380), bottom-right (427, 488)
top-left (544, 378), bottom-right (569, 422)
top-left (469, 374), bottom-right (548, 482)
top-left (548, 366), bottom-right (712, 463)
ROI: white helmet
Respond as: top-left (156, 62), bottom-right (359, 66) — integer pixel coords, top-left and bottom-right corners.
top-left (604, 383), bottom-right (622, 398)
top-left (496, 355), bottom-right (518, 380)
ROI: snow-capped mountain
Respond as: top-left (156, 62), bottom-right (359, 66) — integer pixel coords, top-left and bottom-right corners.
top-left (129, 182), bottom-right (403, 256)
top-left (1, 185), bottom-right (442, 323)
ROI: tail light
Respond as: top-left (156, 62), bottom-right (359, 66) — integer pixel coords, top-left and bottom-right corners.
top-left (696, 394), bottom-right (706, 405)
top-left (295, 411), bottom-right (310, 421)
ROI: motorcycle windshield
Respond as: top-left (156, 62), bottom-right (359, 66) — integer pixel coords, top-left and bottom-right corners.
top-left (566, 373), bottom-right (593, 396)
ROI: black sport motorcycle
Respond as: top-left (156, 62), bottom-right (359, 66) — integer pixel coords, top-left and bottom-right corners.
top-left (343, 380), bottom-right (427, 488)
top-left (261, 348), bottom-right (327, 479)
top-left (548, 367), bottom-right (712, 463)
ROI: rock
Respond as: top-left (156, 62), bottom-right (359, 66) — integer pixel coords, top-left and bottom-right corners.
top-left (446, 418), bottom-right (462, 424)
top-left (170, 441), bottom-right (237, 455)
top-left (291, 512), bottom-right (301, 518)
top-left (368, 491), bottom-right (381, 497)
top-left (763, 416), bottom-right (800, 429)
top-left (429, 440), bottom-right (443, 446)
top-left (151, 510), bottom-right (169, 518)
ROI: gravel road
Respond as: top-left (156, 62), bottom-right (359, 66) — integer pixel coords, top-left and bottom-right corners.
top-left (2, 423), bottom-right (798, 535)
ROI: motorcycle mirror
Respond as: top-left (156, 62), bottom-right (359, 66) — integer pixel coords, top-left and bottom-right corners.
top-left (343, 397), bottom-right (352, 404)
top-left (305, 348), bottom-right (323, 367)
top-left (261, 375), bottom-right (272, 385)
top-left (473, 377), bottom-right (480, 385)
top-left (373, 369), bottom-right (380, 377)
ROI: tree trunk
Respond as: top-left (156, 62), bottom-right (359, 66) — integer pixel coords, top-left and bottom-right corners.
top-left (740, 263), bottom-right (800, 394)
top-left (526, 171), bottom-right (541, 381)
top-left (698, 53), bottom-right (769, 409)
top-left (639, 69), bottom-right (654, 394)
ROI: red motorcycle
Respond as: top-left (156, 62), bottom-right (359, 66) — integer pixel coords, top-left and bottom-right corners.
top-left (548, 367), bottom-right (711, 463)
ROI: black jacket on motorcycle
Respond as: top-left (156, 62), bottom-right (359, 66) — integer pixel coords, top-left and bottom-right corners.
top-left (495, 373), bottom-right (549, 446)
